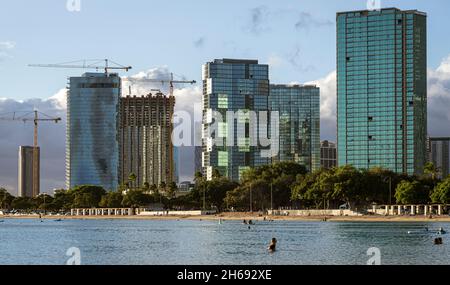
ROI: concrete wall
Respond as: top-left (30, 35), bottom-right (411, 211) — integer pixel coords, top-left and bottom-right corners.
top-left (269, 209), bottom-right (362, 217)
top-left (139, 210), bottom-right (216, 216)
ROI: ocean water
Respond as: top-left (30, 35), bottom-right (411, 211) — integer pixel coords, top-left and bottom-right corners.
top-left (0, 219), bottom-right (449, 265)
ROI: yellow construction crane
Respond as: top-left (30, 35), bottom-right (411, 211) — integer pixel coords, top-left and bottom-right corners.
top-left (29, 59), bottom-right (132, 74)
top-left (0, 111), bottom-right (62, 197)
top-left (122, 74), bottom-right (197, 183)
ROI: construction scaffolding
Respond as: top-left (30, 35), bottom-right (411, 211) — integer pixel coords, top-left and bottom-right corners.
top-left (119, 92), bottom-right (175, 188)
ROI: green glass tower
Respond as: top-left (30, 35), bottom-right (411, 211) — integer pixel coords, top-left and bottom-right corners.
top-left (269, 85), bottom-right (320, 172)
top-left (202, 59), bottom-right (270, 181)
top-left (337, 8), bottom-right (427, 175)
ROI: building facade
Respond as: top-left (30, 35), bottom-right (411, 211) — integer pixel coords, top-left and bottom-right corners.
top-left (119, 93), bottom-right (175, 188)
top-left (269, 85), bottom-right (320, 172)
top-left (18, 146), bottom-right (40, 198)
top-left (337, 8), bottom-right (427, 175)
top-left (202, 59), bottom-right (270, 181)
top-left (66, 73), bottom-right (121, 191)
top-left (320, 141), bottom-right (337, 170)
top-left (428, 137), bottom-right (450, 179)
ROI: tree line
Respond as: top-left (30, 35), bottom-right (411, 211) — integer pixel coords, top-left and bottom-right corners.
top-left (1, 162), bottom-right (450, 212)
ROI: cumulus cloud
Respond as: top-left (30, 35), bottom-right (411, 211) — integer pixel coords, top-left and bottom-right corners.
top-left (428, 55), bottom-right (450, 137)
top-left (306, 71), bottom-right (337, 141)
top-left (0, 41), bottom-right (16, 61)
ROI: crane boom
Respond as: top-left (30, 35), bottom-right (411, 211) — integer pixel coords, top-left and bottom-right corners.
top-left (29, 59), bottom-right (132, 74)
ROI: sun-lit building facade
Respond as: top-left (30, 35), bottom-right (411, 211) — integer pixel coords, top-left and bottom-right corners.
top-left (337, 8), bottom-right (427, 175)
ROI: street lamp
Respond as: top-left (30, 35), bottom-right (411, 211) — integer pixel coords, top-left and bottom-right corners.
top-left (249, 183), bottom-right (253, 213)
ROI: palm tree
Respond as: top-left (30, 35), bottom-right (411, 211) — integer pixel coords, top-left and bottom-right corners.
top-left (424, 162), bottom-right (440, 181)
top-left (128, 173), bottom-right (137, 189)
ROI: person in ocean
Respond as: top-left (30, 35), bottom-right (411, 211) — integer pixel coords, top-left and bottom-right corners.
top-left (268, 238), bottom-right (277, 252)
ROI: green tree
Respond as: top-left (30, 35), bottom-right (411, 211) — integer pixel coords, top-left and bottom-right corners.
top-left (51, 190), bottom-right (74, 211)
top-left (395, 180), bottom-right (428, 205)
top-left (121, 190), bottom-right (152, 208)
top-left (11, 197), bottom-right (34, 210)
top-left (71, 185), bottom-right (107, 208)
top-left (128, 173), bottom-right (137, 189)
top-left (99, 192), bottom-right (124, 208)
top-left (431, 177), bottom-right (450, 204)
top-left (0, 188), bottom-right (14, 209)
top-left (424, 162), bottom-right (440, 181)
top-left (166, 182), bottom-right (178, 199)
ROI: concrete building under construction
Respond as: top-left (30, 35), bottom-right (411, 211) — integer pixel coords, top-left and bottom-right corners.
top-left (119, 92), bottom-right (175, 188)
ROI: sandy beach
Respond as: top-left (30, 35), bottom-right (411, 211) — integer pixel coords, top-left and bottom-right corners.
top-left (2, 213), bottom-right (450, 223)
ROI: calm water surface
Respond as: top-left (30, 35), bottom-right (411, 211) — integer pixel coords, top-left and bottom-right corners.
top-left (0, 219), bottom-right (449, 265)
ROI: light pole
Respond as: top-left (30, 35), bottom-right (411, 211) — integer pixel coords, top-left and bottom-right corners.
top-left (250, 183), bottom-right (253, 213)
top-left (270, 183), bottom-right (273, 212)
top-left (203, 183), bottom-right (206, 211)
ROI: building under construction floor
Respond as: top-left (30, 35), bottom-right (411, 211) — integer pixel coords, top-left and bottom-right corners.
top-left (119, 92), bottom-right (175, 188)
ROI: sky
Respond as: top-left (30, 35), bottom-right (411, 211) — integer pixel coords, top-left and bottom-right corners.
top-left (1, 0), bottom-right (450, 194)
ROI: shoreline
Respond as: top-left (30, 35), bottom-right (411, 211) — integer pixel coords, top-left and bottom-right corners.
top-left (2, 213), bottom-right (450, 223)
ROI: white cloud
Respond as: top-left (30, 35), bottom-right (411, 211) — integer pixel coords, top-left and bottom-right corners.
top-left (306, 70), bottom-right (336, 141)
top-left (428, 55), bottom-right (450, 137)
top-left (0, 41), bottom-right (16, 50)
top-left (0, 41), bottom-right (16, 61)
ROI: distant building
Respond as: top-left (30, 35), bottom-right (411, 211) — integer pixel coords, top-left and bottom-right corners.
top-left (66, 72), bottom-right (121, 191)
top-left (269, 84), bottom-right (321, 172)
top-left (337, 8), bottom-right (427, 175)
top-left (321, 141), bottom-right (337, 170)
top-left (178, 181), bottom-right (195, 193)
top-left (202, 59), bottom-right (270, 181)
top-left (428, 137), bottom-right (450, 179)
top-left (194, 146), bottom-right (202, 174)
top-left (18, 146), bottom-right (40, 198)
top-left (119, 93), bottom-right (175, 188)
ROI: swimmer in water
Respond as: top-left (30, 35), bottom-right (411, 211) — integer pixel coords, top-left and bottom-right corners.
top-left (268, 238), bottom-right (277, 252)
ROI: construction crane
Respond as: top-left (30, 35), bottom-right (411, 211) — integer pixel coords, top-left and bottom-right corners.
top-left (122, 73), bottom-right (196, 97)
top-left (0, 111), bottom-right (62, 197)
top-left (122, 74), bottom-right (196, 183)
top-left (29, 59), bottom-right (132, 74)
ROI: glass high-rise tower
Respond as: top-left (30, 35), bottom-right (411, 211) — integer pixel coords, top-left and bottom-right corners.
top-left (337, 8), bottom-right (427, 175)
top-left (202, 59), bottom-right (270, 181)
top-left (66, 72), bottom-right (121, 191)
top-left (269, 85), bottom-right (320, 172)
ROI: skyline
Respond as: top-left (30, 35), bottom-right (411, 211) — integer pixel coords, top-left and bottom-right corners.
top-left (2, 0), bottom-right (450, 194)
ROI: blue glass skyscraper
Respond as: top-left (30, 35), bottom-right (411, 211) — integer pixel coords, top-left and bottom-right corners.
top-left (337, 8), bottom-right (427, 175)
top-left (66, 72), bottom-right (121, 191)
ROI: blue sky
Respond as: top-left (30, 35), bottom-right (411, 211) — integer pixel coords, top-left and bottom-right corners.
top-left (1, 0), bottom-right (450, 101)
